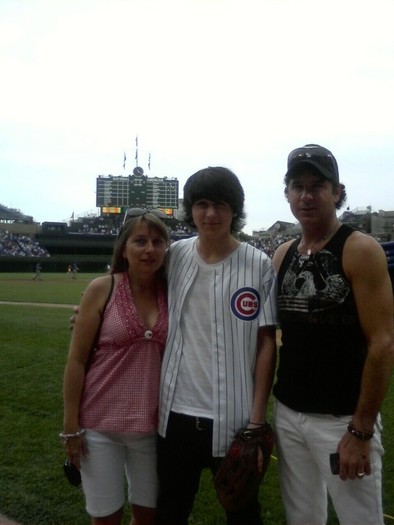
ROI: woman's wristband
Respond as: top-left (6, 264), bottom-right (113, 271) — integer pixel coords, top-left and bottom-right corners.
top-left (59, 428), bottom-right (85, 443)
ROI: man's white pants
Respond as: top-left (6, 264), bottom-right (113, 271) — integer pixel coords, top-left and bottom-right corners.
top-left (274, 401), bottom-right (385, 525)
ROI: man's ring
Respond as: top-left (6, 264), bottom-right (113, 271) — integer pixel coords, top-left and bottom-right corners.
top-left (357, 472), bottom-right (365, 478)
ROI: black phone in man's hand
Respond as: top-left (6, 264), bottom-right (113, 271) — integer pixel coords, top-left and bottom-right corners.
top-left (330, 452), bottom-right (340, 475)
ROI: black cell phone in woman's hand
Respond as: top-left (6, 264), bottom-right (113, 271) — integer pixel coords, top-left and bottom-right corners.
top-left (330, 452), bottom-right (340, 475)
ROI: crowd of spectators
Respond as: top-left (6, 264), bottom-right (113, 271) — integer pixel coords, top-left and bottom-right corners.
top-left (70, 220), bottom-right (120, 235)
top-left (249, 233), bottom-right (298, 258)
top-left (0, 225), bottom-right (299, 259)
top-left (0, 232), bottom-right (50, 257)
top-left (2, 227), bottom-right (389, 284)
top-left (67, 214), bottom-right (301, 253)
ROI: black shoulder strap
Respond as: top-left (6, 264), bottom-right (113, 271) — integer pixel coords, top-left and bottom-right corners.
top-left (277, 238), bottom-right (300, 287)
top-left (102, 274), bottom-right (115, 315)
top-left (91, 274), bottom-right (115, 354)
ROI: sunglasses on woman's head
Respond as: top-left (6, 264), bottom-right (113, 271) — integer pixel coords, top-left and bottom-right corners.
top-left (122, 208), bottom-right (168, 225)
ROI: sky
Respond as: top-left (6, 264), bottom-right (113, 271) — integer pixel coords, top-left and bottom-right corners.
top-left (1, 0), bottom-right (393, 235)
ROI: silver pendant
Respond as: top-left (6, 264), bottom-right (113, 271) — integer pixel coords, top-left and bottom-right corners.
top-left (298, 253), bottom-right (310, 267)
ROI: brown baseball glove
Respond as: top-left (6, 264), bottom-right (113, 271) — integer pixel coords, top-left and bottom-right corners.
top-left (213, 422), bottom-right (274, 512)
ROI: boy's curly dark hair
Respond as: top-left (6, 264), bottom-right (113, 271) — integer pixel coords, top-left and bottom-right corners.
top-left (182, 166), bottom-right (246, 233)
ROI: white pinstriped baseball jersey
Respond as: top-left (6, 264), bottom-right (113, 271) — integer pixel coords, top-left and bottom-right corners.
top-left (158, 237), bottom-right (278, 456)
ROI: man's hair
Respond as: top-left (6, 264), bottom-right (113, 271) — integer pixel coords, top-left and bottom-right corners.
top-left (284, 168), bottom-right (347, 210)
top-left (182, 166), bottom-right (246, 233)
top-left (284, 144), bottom-right (347, 210)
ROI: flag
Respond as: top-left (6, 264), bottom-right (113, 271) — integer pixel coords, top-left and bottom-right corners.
top-left (123, 152), bottom-right (126, 170)
top-left (148, 153), bottom-right (151, 170)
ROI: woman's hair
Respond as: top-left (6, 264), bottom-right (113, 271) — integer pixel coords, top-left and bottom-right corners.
top-left (182, 166), bottom-right (246, 233)
top-left (110, 213), bottom-right (170, 274)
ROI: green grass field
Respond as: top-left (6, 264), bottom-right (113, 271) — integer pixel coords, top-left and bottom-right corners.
top-left (0, 273), bottom-right (393, 525)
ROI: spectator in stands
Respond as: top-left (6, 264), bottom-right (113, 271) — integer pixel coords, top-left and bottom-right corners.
top-left (61, 210), bottom-right (170, 525)
top-left (272, 144), bottom-right (394, 524)
top-left (0, 232), bottom-right (49, 257)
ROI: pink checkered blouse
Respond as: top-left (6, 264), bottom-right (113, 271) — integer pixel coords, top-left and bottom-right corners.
top-left (79, 272), bottom-right (168, 433)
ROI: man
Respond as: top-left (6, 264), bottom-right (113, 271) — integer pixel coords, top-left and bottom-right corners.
top-left (156, 166), bottom-right (278, 525)
top-left (33, 262), bottom-right (42, 280)
top-left (272, 144), bottom-right (394, 524)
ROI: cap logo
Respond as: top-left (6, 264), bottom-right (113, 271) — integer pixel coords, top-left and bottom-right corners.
top-left (231, 287), bottom-right (260, 321)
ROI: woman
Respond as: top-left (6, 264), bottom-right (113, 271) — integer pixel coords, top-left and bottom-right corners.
top-left (61, 210), bottom-right (169, 525)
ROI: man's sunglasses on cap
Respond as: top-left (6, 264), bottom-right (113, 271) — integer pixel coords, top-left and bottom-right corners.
top-left (287, 144), bottom-right (339, 182)
top-left (288, 145), bottom-right (336, 170)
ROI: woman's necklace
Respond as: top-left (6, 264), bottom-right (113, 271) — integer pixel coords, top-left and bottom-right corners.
top-left (298, 222), bottom-right (340, 265)
top-left (128, 274), bottom-right (158, 338)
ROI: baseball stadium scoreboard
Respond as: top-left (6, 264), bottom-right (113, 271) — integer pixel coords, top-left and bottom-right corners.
top-left (96, 167), bottom-right (179, 217)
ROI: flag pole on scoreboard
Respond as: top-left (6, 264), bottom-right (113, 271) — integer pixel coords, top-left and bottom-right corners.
top-left (135, 135), bottom-right (139, 167)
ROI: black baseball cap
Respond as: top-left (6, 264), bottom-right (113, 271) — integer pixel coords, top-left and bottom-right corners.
top-left (285, 144), bottom-right (339, 183)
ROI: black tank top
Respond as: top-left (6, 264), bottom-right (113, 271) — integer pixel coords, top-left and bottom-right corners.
top-left (273, 224), bottom-right (366, 414)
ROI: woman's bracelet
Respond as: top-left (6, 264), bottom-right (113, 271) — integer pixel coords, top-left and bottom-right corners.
top-left (59, 429), bottom-right (85, 443)
top-left (249, 421), bottom-right (266, 427)
top-left (347, 423), bottom-right (374, 441)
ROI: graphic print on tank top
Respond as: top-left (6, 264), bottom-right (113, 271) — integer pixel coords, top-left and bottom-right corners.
top-left (279, 248), bottom-right (351, 322)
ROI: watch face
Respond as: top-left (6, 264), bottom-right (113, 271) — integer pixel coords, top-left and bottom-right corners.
top-left (133, 167), bottom-right (144, 176)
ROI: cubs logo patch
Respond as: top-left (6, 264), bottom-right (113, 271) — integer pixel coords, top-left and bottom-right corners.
top-left (230, 287), bottom-right (260, 321)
